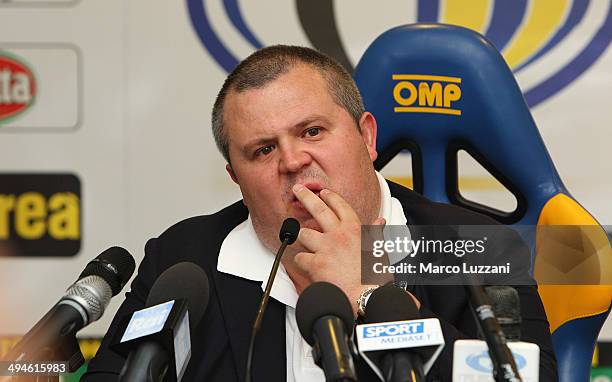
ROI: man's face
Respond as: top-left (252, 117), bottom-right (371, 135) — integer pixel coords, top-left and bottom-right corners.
top-left (223, 64), bottom-right (380, 250)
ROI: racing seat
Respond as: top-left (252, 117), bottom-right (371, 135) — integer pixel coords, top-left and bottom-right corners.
top-left (353, 23), bottom-right (612, 382)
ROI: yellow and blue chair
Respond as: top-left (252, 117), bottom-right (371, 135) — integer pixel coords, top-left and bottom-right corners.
top-left (354, 24), bottom-right (612, 382)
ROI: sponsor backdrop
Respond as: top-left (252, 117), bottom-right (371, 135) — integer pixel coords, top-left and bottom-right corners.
top-left (0, 0), bottom-right (611, 377)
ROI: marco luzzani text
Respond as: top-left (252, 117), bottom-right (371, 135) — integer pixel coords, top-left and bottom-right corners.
top-left (371, 236), bottom-right (511, 276)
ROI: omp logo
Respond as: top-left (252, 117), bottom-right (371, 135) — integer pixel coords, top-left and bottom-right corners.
top-left (392, 74), bottom-right (462, 116)
top-left (0, 52), bottom-right (35, 123)
top-left (187, 0), bottom-right (612, 109)
top-left (364, 322), bottom-right (424, 338)
top-left (0, 174), bottom-right (81, 257)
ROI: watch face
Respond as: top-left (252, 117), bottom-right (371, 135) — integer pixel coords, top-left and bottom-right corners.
top-left (359, 286), bottom-right (379, 316)
top-left (394, 280), bottom-right (409, 291)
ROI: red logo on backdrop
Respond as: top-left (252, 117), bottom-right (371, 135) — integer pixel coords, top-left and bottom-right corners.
top-left (0, 53), bottom-right (36, 123)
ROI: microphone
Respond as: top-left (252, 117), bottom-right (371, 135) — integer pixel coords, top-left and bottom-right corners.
top-left (454, 286), bottom-right (539, 381)
top-left (484, 286), bottom-right (521, 341)
top-left (356, 284), bottom-right (444, 382)
top-left (112, 262), bottom-right (210, 382)
top-left (3, 247), bottom-right (135, 367)
top-left (296, 282), bottom-right (357, 382)
top-left (464, 283), bottom-right (522, 381)
top-left (245, 217), bottom-right (299, 382)
top-left (279, 217), bottom-right (300, 244)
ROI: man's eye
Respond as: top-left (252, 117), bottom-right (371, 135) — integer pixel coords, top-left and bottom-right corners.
top-left (305, 127), bottom-right (320, 137)
top-left (256, 145), bottom-right (274, 156)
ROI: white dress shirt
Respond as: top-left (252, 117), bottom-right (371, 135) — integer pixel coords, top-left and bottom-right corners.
top-left (217, 172), bottom-right (408, 381)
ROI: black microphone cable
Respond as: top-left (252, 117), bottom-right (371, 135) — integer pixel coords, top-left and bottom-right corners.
top-left (465, 282), bottom-right (522, 382)
top-left (245, 217), bottom-right (300, 382)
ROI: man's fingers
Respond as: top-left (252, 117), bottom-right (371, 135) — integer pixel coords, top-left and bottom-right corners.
top-left (364, 217), bottom-right (386, 251)
top-left (372, 217), bottom-right (386, 226)
top-left (293, 184), bottom-right (339, 231)
top-left (294, 251), bottom-right (316, 272)
top-left (297, 228), bottom-right (324, 252)
top-left (318, 188), bottom-right (359, 222)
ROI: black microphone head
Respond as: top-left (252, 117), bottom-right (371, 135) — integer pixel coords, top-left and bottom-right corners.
top-left (80, 246), bottom-right (136, 296)
top-left (363, 284), bottom-right (420, 323)
top-left (146, 262), bottom-right (210, 333)
top-left (296, 282), bottom-right (354, 345)
top-left (484, 286), bottom-right (521, 341)
top-left (279, 218), bottom-right (300, 244)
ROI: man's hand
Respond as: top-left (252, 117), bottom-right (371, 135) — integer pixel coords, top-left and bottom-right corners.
top-left (291, 184), bottom-right (412, 315)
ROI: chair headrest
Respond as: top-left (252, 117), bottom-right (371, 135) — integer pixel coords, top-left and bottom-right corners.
top-left (354, 24), bottom-right (565, 221)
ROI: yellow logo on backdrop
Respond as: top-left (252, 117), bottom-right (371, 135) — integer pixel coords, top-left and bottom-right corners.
top-left (392, 75), bottom-right (462, 116)
top-left (0, 192), bottom-right (80, 240)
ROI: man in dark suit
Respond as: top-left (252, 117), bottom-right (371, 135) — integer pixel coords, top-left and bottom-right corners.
top-left (83, 45), bottom-right (557, 381)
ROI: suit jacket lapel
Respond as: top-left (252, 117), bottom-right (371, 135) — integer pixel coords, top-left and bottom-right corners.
top-left (214, 271), bottom-right (286, 381)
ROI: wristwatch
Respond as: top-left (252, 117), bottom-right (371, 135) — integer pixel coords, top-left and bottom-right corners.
top-left (357, 285), bottom-right (380, 317)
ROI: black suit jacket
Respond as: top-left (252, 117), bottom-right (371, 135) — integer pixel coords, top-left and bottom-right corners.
top-left (82, 181), bottom-right (557, 381)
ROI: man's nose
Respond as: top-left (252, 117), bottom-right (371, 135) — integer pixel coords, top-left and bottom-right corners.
top-left (278, 144), bottom-right (311, 173)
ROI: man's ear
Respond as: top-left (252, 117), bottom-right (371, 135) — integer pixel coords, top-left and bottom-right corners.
top-left (226, 164), bottom-right (248, 207)
top-left (226, 163), bottom-right (239, 184)
top-left (359, 112), bottom-right (378, 162)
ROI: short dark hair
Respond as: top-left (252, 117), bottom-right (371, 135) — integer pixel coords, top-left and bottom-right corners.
top-left (212, 45), bottom-right (364, 163)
